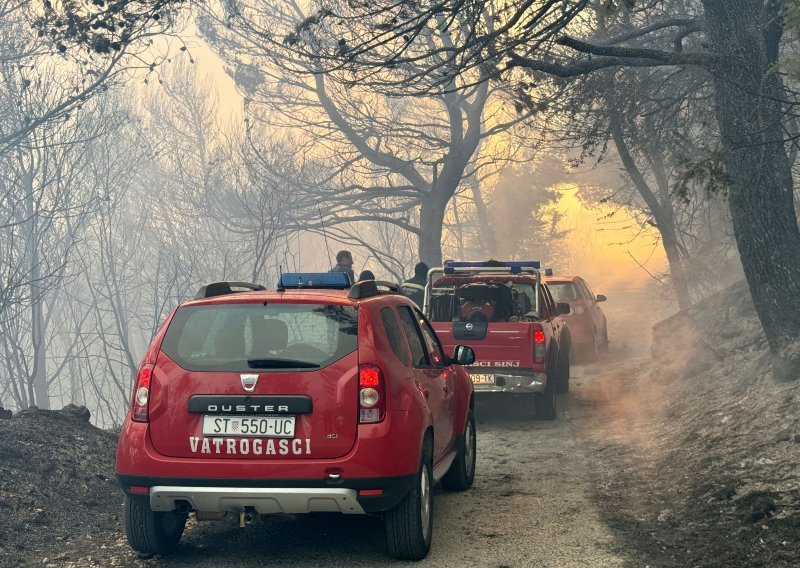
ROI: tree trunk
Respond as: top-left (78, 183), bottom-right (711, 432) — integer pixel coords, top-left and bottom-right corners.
top-left (419, 196), bottom-right (447, 267)
top-left (468, 175), bottom-right (498, 257)
top-left (22, 168), bottom-right (50, 409)
top-left (661, 229), bottom-right (693, 311)
top-left (609, 114), bottom-right (693, 310)
top-left (703, 0), bottom-right (800, 380)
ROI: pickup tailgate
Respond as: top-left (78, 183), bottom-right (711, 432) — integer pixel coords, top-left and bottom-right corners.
top-left (432, 322), bottom-right (534, 369)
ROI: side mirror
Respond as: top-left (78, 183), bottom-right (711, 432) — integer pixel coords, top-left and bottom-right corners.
top-left (556, 302), bottom-right (571, 315)
top-left (596, 294), bottom-right (607, 302)
top-left (451, 345), bottom-right (475, 366)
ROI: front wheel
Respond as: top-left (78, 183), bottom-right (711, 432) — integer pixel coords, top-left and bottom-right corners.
top-left (124, 494), bottom-right (186, 556)
top-left (385, 439), bottom-right (433, 560)
top-left (599, 326), bottom-right (609, 353)
top-left (441, 411), bottom-right (476, 491)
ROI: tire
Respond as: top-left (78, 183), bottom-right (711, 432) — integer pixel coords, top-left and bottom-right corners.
top-left (441, 411), bottom-right (476, 492)
top-left (599, 326), bottom-right (609, 354)
top-left (555, 346), bottom-right (571, 394)
top-left (385, 438), bottom-right (434, 560)
top-left (534, 366), bottom-right (558, 420)
top-left (124, 494), bottom-right (186, 556)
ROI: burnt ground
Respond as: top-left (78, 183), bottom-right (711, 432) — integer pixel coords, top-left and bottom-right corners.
top-left (575, 281), bottom-right (800, 568)
top-left (0, 280), bottom-right (798, 567)
top-left (0, 406), bottom-right (125, 568)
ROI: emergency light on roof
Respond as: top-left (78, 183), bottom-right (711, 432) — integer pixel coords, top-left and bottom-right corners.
top-left (278, 272), bottom-right (351, 290)
top-left (443, 261), bottom-right (541, 275)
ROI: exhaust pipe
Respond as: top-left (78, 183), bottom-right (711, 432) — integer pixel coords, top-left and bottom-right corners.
top-left (175, 501), bottom-right (191, 515)
top-left (238, 510), bottom-right (256, 528)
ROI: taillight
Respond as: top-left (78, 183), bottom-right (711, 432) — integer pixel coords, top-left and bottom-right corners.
top-left (131, 364), bottom-right (154, 422)
top-left (533, 325), bottom-right (546, 364)
top-left (359, 365), bottom-right (385, 424)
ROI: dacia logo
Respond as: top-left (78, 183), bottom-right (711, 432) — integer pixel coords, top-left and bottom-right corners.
top-left (240, 374), bottom-right (259, 392)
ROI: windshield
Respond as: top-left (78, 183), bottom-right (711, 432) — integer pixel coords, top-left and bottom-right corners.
top-left (161, 303), bottom-right (358, 372)
top-left (429, 281), bottom-right (538, 322)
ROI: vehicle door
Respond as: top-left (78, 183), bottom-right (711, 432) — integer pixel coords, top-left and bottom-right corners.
top-left (577, 279), bottom-right (604, 340)
top-left (396, 305), bottom-right (451, 463)
top-left (539, 285), bottom-right (561, 348)
top-left (414, 307), bottom-right (455, 453)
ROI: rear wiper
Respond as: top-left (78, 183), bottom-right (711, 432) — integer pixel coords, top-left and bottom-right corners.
top-left (247, 358), bottom-right (320, 369)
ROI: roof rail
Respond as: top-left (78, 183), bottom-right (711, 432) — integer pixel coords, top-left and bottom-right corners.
top-left (347, 280), bottom-right (400, 300)
top-left (194, 281), bottom-right (266, 299)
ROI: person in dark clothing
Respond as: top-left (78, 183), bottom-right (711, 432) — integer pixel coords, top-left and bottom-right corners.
top-left (400, 261), bottom-right (429, 307)
top-left (329, 250), bottom-right (355, 285)
top-left (358, 270), bottom-right (375, 281)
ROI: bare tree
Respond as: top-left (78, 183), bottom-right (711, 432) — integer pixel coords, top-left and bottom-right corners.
top-left (292, 0), bottom-right (800, 377)
top-left (0, 70), bottom-right (124, 409)
top-left (196, 0), bottom-right (532, 266)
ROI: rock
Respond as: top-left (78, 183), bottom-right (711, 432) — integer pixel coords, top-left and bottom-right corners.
top-left (736, 492), bottom-right (777, 523)
top-left (775, 432), bottom-right (792, 443)
top-left (61, 404), bottom-right (91, 422)
top-left (0, 406), bottom-right (11, 419)
top-left (657, 509), bottom-right (675, 522)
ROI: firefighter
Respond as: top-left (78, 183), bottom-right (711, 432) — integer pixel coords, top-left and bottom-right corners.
top-left (400, 262), bottom-right (429, 307)
top-left (358, 270), bottom-right (375, 281)
top-left (329, 250), bottom-right (356, 285)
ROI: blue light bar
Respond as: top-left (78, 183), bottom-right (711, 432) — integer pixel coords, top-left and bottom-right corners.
top-left (279, 272), bottom-right (351, 289)
top-left (443, 261), bottom-right (541, 274)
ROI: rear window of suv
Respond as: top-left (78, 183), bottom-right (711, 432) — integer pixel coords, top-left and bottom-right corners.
top-left (161, 303), bottom-right (358, 372)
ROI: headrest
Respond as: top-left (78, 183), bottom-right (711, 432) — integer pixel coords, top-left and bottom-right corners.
top-left (253, 318), bottom-right (289, 352)
top-left (213, 323), bottom-right (245, 359)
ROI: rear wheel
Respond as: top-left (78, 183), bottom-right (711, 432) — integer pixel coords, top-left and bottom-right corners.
top-left (555, 346), bottom-right (571, 394)
top-left (534, 367), bottom-right (558, 420)
top-left (385, 439), bottom-right (433, 560)
top-left (442, 411), bottom-right (476, 491)
top-left (124, 494), bottom-right (186, 556)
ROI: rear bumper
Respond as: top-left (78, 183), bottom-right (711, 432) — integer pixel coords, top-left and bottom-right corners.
top-left (468, 369), bottom-right (546, 393)
top-left (119, 473), bottom-right (416, 514)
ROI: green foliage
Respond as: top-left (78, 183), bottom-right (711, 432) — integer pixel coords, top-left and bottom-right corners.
top-left (671, 149), bottom-right (731, 205)
top-left (33, 0), bottom-right (183, 55)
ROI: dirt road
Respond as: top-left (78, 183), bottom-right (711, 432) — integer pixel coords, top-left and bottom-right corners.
top-left (98, 362), bottom-right (630, 568)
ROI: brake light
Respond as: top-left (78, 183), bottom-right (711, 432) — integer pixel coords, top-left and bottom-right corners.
top-left (359, 365), bottom-right (385, 423)
top-left (131, 364), bottom-right (154, 423)
top-left (533, 326), bottom-right (546, 364)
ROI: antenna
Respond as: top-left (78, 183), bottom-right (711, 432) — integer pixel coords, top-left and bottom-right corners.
top-left (317, 202), bottom-right (333, 265)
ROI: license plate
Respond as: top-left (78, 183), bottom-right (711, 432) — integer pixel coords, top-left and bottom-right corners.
top-left (202, 415), bottom-right (295, 438)
top-left (470, 373), bottom-right (495, 385)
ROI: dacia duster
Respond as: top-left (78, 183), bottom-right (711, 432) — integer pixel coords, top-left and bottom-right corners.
top-left (116, 273), bottom-right (476, 560)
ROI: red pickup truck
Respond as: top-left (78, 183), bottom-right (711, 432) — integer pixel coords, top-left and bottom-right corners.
top-left (424, 261), bottom-right (571, 419)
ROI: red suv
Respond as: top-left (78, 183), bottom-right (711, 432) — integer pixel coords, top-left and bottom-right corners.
top-left (116, 274), bottom-right (476, 560)
top-left (544, 275), bottom-right (608, 362)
